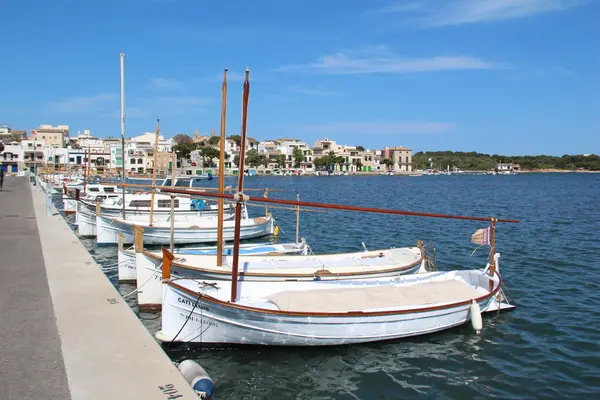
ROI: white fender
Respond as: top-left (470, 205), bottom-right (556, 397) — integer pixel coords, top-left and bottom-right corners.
top-left (470, 300), bottom-right (483, 334)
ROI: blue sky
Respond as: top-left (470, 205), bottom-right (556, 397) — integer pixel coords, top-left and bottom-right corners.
top-left (1, 0), bottom-right (598, 155)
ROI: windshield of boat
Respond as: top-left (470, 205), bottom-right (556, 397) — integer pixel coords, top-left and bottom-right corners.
top-left (174, 178), bottom-right (191, 187)
top-left (162, 178), bottom-right (172, 187)
top-left (191, 178), bottom-right (205, 187)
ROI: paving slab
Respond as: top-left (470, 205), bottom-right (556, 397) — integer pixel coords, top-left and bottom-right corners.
top-left (1, 177), bottom-right (198, 399)
top-left (0, 176), bottom-right (71, 400)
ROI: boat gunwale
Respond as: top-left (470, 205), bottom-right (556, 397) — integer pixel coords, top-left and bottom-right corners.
top-left (166, 271), bottom-right (502, 317)
top-left (143, 245), bottom-right (424, 279)
top-left (101, 214), bottom-right (270, 230)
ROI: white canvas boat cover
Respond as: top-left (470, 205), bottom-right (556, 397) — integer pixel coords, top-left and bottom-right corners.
top-left (266, 280), bottom-right (483, 313)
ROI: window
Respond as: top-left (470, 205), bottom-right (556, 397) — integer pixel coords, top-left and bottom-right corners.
top-left (162, 178), bottom-right (172, 187)
top-left (89, 187), bottom-right (99, 192)
top-left (129, 200), bottom-right (151, 207)
top-left (158, 199), bottom-right (179, 208)
top-left (174, 178), bottom-right (191, 187)
top-left (138, 159), bottom-right (143, 164)
top-left (104, 187), bottom-right (115, 193)
top-left (130, 158), bottom-right (135, 164)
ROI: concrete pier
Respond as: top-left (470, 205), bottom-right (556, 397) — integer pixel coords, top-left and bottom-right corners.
top-left (0, 177), bottom-right (197, 399)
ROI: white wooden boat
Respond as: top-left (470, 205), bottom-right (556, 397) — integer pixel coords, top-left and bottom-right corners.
top-left (96, 214), bottom-right (274, 245)
top-left (156, 266), bottom-right (511, 346)
top-left (132, 244), bottom-right (425, 310)
top-left (75, 193), bottom-right (236, 237)
top-left (117, 239), bottom-right (309, 282)
top-left (63, 184), bottom-right (123, 214)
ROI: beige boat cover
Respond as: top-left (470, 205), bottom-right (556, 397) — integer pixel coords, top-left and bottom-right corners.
top-left (266, 280), bottom-right (482, 313)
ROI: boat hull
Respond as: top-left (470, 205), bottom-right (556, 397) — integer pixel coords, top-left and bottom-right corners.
top-left (97, 216), bottom-right (274, 245)
top-left (134, 247), bottom-right (424, 310)
top-left (156, 271), bottom-right (499, 346)
top-left (76, 205), bottom-right (227, 238)
top-left (117, 242), bottom-right (309, 282)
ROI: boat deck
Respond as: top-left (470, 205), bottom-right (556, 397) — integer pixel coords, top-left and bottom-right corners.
top-left (0, 177), bottom-right (196, 399)
top-left (267, 280), bottom-right (483, 312)
top-left (169, 246), bottom-right (422, 275)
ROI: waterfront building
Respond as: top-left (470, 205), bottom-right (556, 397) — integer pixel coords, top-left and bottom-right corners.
top-left (312, 138), bottom-right (341, 156)
top-left (383, 146), bottom-right (413, 172)
top-left (0, 125), bottom-right (27, 143)
top-left (29, 124), bottom-right (70, 148)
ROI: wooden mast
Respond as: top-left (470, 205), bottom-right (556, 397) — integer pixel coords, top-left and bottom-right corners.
top-left (217, 69), bottom-right (228, 267)
top-left (148, 119), bottom-right (160, 227)
top-left (83, 148), bottom-right (87, 194)
top-left (230, 68), bottom-right (250, 303)
top-left (169, 149), bottom-right (176, 253)
top-left (295, 192), bottom-right (300, 244)
top-left (120, 52), bottom-right (127, 219)
top-left (489, 217), bottom-right (497, 290)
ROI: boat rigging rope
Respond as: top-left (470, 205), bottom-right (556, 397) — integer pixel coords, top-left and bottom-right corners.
top-left (168, 291), bottom-right (203, 347)
top-left (120, 263), bottom-right (163, 298)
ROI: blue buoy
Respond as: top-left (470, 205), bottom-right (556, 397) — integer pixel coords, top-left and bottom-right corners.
top-left (178, 359), bottom-right (214, 399)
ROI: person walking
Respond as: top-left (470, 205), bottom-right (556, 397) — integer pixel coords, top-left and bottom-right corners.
top-left (0, 164), bottom-right (5, 191)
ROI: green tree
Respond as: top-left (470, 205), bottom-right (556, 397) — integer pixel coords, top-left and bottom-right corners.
top-left (227, 135), bottom-right (242, 147)
top-left (276, 154), bottom-right (286, 168)
top-left (246, 149), bottom-right (262, 167)
top-left (172, 134), bottom-right (193, 144)
top-left (382, 158), bottom-right (394, 169)
top-left (172, 142), bottom-right (195, 160)
top-left (356, 145), bottom-right (365, 152)
top-left (208, 136), bottom-right (220, 145)
top-left (292, 146), bottom-right (305, 168)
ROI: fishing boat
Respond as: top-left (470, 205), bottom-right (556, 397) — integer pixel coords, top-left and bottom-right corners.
top-left (75, 193), bottom-right (234, 237)
top-left (130, 238), bottom-right (425, 309)
top-left (117, 236), bottom-right (309, 283)
top-left (153, 69), bottom-right (518, 346)
top-left (63, 183), bottom-right (123, 214)
top-left (155, 255), bottom-right (511, 345)
top-left (96, 212), bottom-right (274, 245)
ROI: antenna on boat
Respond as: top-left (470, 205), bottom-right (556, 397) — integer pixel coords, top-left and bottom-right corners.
top-left (149, 118), bottom-right (160, 227)
top-left (230, 68), bottom-right (250, 303)
top-left (217, 68), bottom-right (228, 267)
top-left (488, 217), bottom-right (497, 290)
top-left (120, 52), bottom-right (126, 219)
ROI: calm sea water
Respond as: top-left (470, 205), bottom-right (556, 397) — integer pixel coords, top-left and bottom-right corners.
top-left (60, 173), bottom-right (600, 399)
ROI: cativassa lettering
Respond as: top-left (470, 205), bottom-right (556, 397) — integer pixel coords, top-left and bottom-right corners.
top-left (177, 297), bottom-right (209, 312)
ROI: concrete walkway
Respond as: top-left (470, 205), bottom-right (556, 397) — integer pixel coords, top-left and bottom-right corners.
top-left (0, 177), bottom-right (197, 399)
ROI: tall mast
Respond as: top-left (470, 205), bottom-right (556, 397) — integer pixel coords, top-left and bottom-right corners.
top-left (217, 69), bottom-right (228, 266)
top-left (120, 53), bottom-right (126, 219)
top-left (148, 119), bottom-right (160, 226)
top-left (83, 148), bottom-right (87, 194)
top-left (230, 68), bottom-right (250, 303)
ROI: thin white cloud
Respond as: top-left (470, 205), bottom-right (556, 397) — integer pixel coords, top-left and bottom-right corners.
top-left (300, 121), bottom-right (453, 135)
top-left (145, 77), bottom-right (183, 90)
top-left (277, 45), bottom-right (502, 74)
top-left (44, 93), bottom-right (118, 114)
top-left (375, 0), bottom-right (587, 27)
top-left (204, 71), bottom-right (254, 83)
top-left (288, 86), bottom-right (344, 96)
top-left (130, 96), bottom-right (213, 117)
